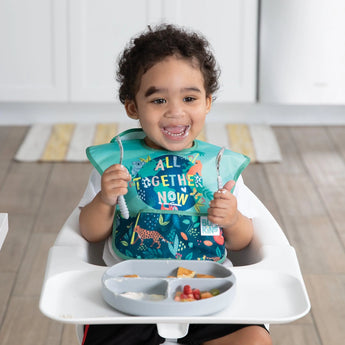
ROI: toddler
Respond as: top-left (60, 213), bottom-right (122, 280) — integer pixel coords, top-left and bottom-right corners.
top-left (79, 24), bottom-right (271, 345)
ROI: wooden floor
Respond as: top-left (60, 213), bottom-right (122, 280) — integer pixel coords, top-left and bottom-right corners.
top-left (0, 126), bottom-right (344, 345)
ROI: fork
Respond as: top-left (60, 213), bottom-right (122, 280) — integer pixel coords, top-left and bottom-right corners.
top-left (216, 147), bottom-right (225, 190)
top-left (115, 136), bottom-right (129, 219)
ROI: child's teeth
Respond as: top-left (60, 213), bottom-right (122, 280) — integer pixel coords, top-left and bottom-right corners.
top-left (164, 125), bottom-right (190, 136)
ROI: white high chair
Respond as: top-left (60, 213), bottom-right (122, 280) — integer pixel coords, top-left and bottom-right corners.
top-left (39, 188), bottom-right (310, 344)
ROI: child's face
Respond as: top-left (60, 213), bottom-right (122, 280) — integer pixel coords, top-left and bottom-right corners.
top-left (125, 55), bottom-right (212, 151)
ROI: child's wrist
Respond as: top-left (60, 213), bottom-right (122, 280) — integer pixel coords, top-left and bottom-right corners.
top-left (97, 192), bottom-right (117, 208)
top-left (222, 211), bottom-right (240, 233)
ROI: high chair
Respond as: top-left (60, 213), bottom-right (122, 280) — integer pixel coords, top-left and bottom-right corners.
top-left (39, 187), bottom-right (310, 344)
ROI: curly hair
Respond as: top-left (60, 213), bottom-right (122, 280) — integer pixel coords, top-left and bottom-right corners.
top-left (116, 24), bottom-right (220, 104)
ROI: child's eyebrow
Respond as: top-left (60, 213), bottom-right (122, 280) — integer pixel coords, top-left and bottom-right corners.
top-left (144, 86), bottom-right (202, 97)
top-left (145, 87), bottom-right (165, 98)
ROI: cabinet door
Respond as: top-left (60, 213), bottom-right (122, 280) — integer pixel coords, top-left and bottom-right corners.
top-left (259, 0), bottom-right (345, 104)
top-left (163, 0), bottom-right (258, 103)
top-left (0, 0), bottom-right (68, 101)
top-left (70, 0), bottom-right (156, 102)
top-left (70, 0), bottom-right (258, 103)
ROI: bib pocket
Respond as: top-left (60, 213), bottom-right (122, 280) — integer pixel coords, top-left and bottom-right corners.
top-left (112, 209), bottom-right (226, 262)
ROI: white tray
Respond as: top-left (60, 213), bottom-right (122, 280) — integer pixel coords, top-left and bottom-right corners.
top-left (40, 245), bottom-right (310, 327)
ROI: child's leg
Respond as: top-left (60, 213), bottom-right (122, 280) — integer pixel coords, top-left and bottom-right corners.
top-left (178, 324), bottom-right (271, 345)
top-left (82, 324), bottom-right (165, 345)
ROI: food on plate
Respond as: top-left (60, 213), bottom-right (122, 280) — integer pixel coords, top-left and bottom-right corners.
top-left (174, 285), bottom-right (220, 302)
top-left (121, 266), bottom-right (216, 279)
top-left (196, 273), bottom-right (215, 278)
top-left (176, 266), bottom-right (196, 278)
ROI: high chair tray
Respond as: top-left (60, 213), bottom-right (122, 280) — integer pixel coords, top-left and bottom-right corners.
top-left (102, 260), bottom-right (236, 316)
top-left (40, 245), bottom-right (310, 326)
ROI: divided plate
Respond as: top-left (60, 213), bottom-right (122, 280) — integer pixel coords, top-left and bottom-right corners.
top-left (102, 260), bottom-right (236, 316)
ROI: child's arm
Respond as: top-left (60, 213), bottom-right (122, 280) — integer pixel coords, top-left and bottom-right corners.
top-left (79, 164), bottom-right (131, 242)
top-left (207, 180), bottom-right (254, 251)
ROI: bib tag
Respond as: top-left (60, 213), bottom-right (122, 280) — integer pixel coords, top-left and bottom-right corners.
top-left (200, 216), bottom-right (220, 236)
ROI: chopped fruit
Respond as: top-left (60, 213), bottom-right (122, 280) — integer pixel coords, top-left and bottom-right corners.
top-left (175, 285), bottom-right (219, 302)
top-left (193, 288), bottom-right (201, 300)
top-left (180, 293), bottom-right (188, 300)
top-left (200, 291), bottom-right (213, 299)
top-left (177, 267), bottom-right (196, 278)
top-left (123, 274), bottom-right (139, 278)
top-left (183, 285), bottom-right (192, 295)
top-left (210, 288), bottom-right (220, 296)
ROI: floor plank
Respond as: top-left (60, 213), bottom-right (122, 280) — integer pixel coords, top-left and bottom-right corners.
top-left (0, 297), bottom-right (63, 345)
top-left (0, 126), bottom-right (28, 186)
top-left (290, 127), bottom-right (345, 248)
top-left (13, 233), bottom-right (57, 297)
top-left (0, 161), bottom-right (52, 215)
top-left (306, 274), bottom-right (345, 345)
top-left (264, 128), bottom-right (345, 275)
top-left (33, 163), bottom-right (92, 235)
top-left (270, 323), bottom-right (322, 345)
top-left (61, 324), bottom-right (81, 345)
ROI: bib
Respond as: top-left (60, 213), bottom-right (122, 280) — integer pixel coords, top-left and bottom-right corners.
top-left (86, 128), bottom-right (250, 262)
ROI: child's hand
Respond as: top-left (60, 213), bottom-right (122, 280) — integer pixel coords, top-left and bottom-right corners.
top-left (207, 180), bottom-right (238, 230)
top-left (100, 164), bottom-right (131, 206)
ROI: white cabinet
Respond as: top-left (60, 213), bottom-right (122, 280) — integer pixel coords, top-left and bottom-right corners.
top-left (69, 0), bottom-right (152, 102)
top-left (70, 0), bottom-right (258, 103)
top-left (0, 0), bottom-right (258, 103)
top-left (259, 0), bottom-right (345, 104)
top-left (165, 0), bottom-right (258, 103)
top-left (0, 0), bottom-right (68, 101)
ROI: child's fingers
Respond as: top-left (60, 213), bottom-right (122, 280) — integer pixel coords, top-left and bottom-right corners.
top-left (222, 180), bottom-right (235, 191)
top-left (103, 164), bottom-right (131, 181)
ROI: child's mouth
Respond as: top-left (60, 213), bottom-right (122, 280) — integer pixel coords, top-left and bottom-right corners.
top-left (162, 125), bottom-right (191, 138)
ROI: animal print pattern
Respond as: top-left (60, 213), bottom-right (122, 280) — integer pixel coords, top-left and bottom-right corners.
top-left (132, 225), bottom-right (171, 249)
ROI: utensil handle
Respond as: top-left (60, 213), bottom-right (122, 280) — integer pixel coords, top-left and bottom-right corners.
top-left (118, 195), bottom-right (129, 219)
top-left (217, 176), bottom-right (223, 190)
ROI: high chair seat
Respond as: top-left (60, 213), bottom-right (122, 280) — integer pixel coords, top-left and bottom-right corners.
top-left (39, 187), bottom-right (310, 343)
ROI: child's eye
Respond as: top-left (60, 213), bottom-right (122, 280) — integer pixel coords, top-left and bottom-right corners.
top-left (183, 97), bottom-right (196, 102)
top-left (152, 98), bottom-right (166, 104)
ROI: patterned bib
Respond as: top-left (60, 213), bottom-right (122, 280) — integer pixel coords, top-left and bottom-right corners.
top-left (86, 129), bottom-right (250, 262)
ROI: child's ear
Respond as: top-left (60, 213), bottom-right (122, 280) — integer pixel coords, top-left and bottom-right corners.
top-left (206, 95), bottom-right (212, 113)
top-left (125, 100), bottom-right (139, 119)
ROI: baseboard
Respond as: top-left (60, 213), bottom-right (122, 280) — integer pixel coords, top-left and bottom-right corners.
top-left (0, 103), bottom-right (344, 125)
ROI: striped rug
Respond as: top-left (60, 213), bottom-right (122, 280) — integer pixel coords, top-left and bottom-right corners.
top-left (15, 123), bottom-right (281, 163)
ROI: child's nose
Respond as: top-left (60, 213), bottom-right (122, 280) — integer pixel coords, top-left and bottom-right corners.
top-left (165, 100), bottom-right (185, 118)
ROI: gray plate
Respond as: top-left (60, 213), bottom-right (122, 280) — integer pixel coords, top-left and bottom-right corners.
top-left (102, 260), bottom-right (236, 316)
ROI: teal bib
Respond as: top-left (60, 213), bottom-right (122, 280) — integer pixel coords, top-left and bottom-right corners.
top-left (86, 129), bottom-right (250, 262)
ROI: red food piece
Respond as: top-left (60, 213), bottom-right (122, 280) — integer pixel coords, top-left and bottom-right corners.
top-left (183, 285), bottom-right (192, 295)
top-left (193, 288), bottom-right (201, 300)
top-left (180, 293), bottom-right (188, 300)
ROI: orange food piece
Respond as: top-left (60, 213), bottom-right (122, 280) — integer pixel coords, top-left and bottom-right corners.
top-left (201, 291), bottom-right (213, 299)
top-left (177, 267), bottom-right (196, 278)
top-left (123, 274), bottom-right (139, 278)
top-left (196, 273), bottom-right (215, 278)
